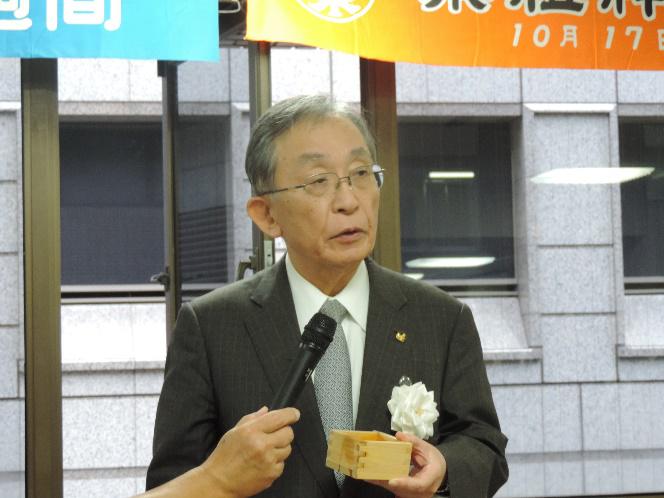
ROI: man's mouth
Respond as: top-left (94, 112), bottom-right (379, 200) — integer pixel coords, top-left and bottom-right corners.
top-left (332, 228), bottom-right (365, 240)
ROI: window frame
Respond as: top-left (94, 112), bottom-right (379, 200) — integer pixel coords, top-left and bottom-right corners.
top-left (617, 116), bottom-right (664, 292)
top-left (396, 114), bottom-right (518, 292)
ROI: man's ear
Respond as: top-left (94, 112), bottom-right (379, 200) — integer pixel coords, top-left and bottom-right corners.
top-left (246, 196), bottom-right (282, 239)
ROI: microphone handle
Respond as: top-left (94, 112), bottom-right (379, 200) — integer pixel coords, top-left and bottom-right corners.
top-left (269, 343), bottom-right (322, 410)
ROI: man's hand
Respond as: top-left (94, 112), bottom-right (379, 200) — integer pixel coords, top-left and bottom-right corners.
top-left (201, 406), bottom-right (300, 498)
top-left (368, 431), bottom-right (447, 498)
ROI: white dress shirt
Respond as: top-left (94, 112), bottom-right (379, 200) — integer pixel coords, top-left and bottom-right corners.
top-left (285, 254), bottom-right (369, 425)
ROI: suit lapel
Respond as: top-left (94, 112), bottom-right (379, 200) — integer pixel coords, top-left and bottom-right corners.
top-left (355, 260), bottom-right (410, 433)
top-left (245, 259), bottom-right (338, 498)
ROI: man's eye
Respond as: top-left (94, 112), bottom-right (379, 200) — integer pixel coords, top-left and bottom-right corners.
top-left (354, 167), bottom-right (371, 177)
top-left (311, 176), bottom-right (329, 185)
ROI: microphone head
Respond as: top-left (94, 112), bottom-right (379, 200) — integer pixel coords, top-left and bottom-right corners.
top-left (302, 312), bottom-right (336, 350)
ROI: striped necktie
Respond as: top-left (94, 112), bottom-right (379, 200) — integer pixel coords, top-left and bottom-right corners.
top-left (315, 298), bottom-right (353, 487)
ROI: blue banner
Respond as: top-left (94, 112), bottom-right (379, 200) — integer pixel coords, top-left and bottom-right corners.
top-left (0, 0), bottom-right (219, 61)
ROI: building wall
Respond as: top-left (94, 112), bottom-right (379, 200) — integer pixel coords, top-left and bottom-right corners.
top-left (0, 53), bottom-right (663, 497)
top-left (0, 58), bottom-right (25, 498)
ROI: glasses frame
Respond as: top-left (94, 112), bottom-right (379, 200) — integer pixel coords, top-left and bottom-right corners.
top-left (257, 164), bottom-right (385, 197)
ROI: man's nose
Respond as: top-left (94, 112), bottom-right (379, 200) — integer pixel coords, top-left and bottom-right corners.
top-left (336, 175), bottom-right (353, 190)
top-left (331, 177), bottom-right (359, 211)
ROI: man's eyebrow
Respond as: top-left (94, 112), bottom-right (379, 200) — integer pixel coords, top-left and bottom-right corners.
top-left (295, 148), bottom-right (371, 166)
top-left (348, 147), bottom-right (372, 159)
top-left (295, 153), bottom-right (325, 166)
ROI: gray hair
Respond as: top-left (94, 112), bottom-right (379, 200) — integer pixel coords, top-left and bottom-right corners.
top-left (245, 95), bottom-right (376, 194)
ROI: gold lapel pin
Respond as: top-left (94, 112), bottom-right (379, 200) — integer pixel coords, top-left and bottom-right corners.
top-left (395, 331), bottom-right (407, 343)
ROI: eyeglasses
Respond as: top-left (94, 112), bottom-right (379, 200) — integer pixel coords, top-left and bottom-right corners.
top-left (258, 164), bottom-right (385, 197)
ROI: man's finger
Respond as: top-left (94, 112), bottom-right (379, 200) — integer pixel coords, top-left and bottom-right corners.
top-left (412, 451), bottom-right (428, 468)
top-left (366, 477), bottom-right (427, 498)
top-left (395, 432), bottom-right (435, 464)
top-left (389, 472), bottom-right (438, 496)
top-left (271, 444), bottom-right (293, 462)
top-left (265, 424), bottom-right (295, 448)
top-left (254, 407), bottom-right (300, 433)
top-left (237, 406), bottom-right (269, 426)
top-left (395, 431), bottom-right (423, 445)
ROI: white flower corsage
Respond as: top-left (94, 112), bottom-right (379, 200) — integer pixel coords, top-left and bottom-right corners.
top-left (387, 377), bottom-right (439, 440)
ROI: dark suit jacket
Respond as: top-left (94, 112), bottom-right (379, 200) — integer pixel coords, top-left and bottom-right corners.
top-left (146, 258), bottom-right (508, 497)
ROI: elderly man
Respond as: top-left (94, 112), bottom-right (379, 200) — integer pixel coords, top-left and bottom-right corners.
top-left (146, 95), bottom-right (508, 498)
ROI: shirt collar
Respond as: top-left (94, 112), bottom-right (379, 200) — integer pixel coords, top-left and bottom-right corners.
top-left (285, 254), bottom-right (369, 332)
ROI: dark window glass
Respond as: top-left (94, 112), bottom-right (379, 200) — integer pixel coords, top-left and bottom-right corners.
top-left (60, 122), bottom-right (163, 285)
top-left (398, 121), bottom-right (514, 281)
top-left (176, 116), bottom-right (231, 297)
top-left (620, 122), bottom-right (664, 278)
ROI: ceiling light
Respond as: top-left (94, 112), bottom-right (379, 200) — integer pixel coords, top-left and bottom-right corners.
top-left (428, 171), bottom-right (475, 180)
top-left (405, 257), bottom-right (496, 269)
top-left (525, 103), bottom-right (616, 113)
top-left (531, 167), bottom-right (654, 185)
top-left (403, 273), bottom-right (424, 280)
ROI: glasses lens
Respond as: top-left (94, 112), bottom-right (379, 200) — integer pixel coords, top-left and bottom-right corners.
top-left (372, 164), bottom-right (384, 188)
top-left (350, 165), bottom-right (375, 189)
top-left (304, 173), bottom-right (333, 196)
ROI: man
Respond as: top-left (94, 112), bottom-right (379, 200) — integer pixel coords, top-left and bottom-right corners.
top-left (146, 95), bottom-right (508, 497)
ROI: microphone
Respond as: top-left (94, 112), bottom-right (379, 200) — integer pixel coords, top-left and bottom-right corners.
top-left (269, 312), bottom-right (337, 410)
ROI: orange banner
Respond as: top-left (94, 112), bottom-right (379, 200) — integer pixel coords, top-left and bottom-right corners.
top-left (246, 0), bottom-right (664, 70)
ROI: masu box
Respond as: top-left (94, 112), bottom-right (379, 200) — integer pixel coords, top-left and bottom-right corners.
top-left (325, 430), bottom-right (412, 480)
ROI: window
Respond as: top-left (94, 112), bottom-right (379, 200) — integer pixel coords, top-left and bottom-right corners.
top-left (398, 120), bottom-right (515, 283)
top-left (60, 122), bottom-right (164, 286)
top-left (620, 122), bottom-right (664, 281)
top-left (176, 116), bottom-right (232, 294)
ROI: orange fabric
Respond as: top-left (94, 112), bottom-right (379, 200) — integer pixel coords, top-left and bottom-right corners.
top-left (246, 0), bottom-right (664, 70)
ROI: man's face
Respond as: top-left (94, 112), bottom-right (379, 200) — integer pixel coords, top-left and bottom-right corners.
top-left (266, 116), bottom-right (380, 278)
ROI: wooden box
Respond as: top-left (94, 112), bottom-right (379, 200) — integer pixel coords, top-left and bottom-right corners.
top-left (325, 430), bottom-right (412, 480)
